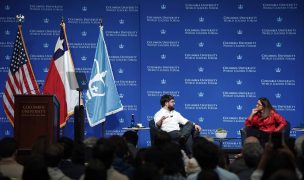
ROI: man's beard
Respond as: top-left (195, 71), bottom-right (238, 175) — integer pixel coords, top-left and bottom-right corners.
top-left (168, 106), bottom-right (175, 111)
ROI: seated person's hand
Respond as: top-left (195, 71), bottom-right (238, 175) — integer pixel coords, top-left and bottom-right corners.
top-left (194, 124), bottom-right (202, 132)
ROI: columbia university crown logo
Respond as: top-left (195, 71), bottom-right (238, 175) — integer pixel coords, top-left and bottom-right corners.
top-left (160, 54), bottom-right (166, 60)
top-left (160, 29), bottom-right (166, 35)
top-left (119, 19), bottom-right (125, 24)
top-left (119, 43), bottom-right (124, 49)
top-left (161, 4), bottom-right (166, 10)
top-left (237, 54), bottom-right (243, 60)
top-left (43, 43), bottom-right (49, 48)
top-left (199, 17), bottom-right (205, 22)
top-left (118, 68), bottom-right (124, 74)
top-left (5, 130), bottom-right (10, 135)
top-left (198, 67), bottom-right (204, 72)
top-left (81, 31), bottom-right (87, 37)
top-left (161, 78), bottom-right (166, 84)
top-left (275, 93), bottom-right (281, 99)
top-left (237, 4), bottom-right (244, 10)
top-left (275, 67), bottom-right (281, 73)
top-left (276, 42), bottom-right (282, 48)
top-left (81, 56), bottom-right (87, 61)
top-left (236, 105), bottom-right (242, 110)
top-left (44, 18), bottom-right (49, 23)
top-left (4, 5), bottom-right (10, 11)
top-left (236, 79), bottom-right (243, 85)
top-left (198, 117), bottom-right (204, 122)
top-left (5, 55), bottom-right (10, 60)
top-left (119, 118), bottom-right (124, 123)
top-left (81, 80), bottom-right (87, 86)
top-left (198, 42), bottom-right (204, 47)
top-left (82, 6), bottom-right (88, 11)
top-left (5, 30), bottom-right (10, 35)
top-left (198, 92), bottom-right (204, 97)
top-left (276, 16), bottom-right (283, 22)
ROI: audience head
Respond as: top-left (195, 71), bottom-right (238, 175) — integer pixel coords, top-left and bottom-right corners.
top-left (92, 138), bottom-right (115, 169)
top-left (31, 135), bottom-right (49, 157)
top-left (84, 159), bottom-right (107, 180)
top-left (83, 137), bottom-right (98, 148)
top-left (22, 155), bottom-right (50, 180)
top-left (160, 142), bottom-right (185, 176)
top-left (242, 142), bottom-right (263, 168)
top-left (295, 135), bottom-right (304, 156)
top-left (45, 143), bottom-right (64, 167)
top-left (268, 169), bottom-right (298, 180)
top-left (58, 136), bottom-right (74, 159)
top-left (71, 142), bottom-right (86, 165)
top-left (134, 148), bottom-right (148, 168)
top-left (0, 137), bottom-right (17, 158)
top-left (285, 137), bottom-right (296, 155)
top-left (108, 135), bottom-right (130, 159)
top-left (262, 148), bottom-right (297, 180)
top-left (192, 137), bottom-right (219, 169)
top-left (160, 94), bottom-right (174, 107)
top-left (123, 130), bottom-right (138, 146)
top-left (143, 147), bottom-right (165, 170)
top-left (244, 136), bottom-right (260, 144)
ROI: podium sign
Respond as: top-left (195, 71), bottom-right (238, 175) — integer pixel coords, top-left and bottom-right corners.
top-left (14, 95), bottom-right (60, 150)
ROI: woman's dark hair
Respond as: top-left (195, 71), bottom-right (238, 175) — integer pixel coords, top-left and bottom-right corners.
top-left (22, 155), bottom-right (50, 180)
top-left (261, 149), bottom-right (297, 180)
top-left (160, 94), bottom-right (174, 107)
top-left (259, 97), bottom-right (275, 119)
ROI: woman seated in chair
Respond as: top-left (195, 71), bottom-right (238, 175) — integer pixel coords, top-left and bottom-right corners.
top-left (244, 97), bottom-right (287, 146)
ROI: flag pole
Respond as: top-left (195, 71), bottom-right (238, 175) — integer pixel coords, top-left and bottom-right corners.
top-left (100, 17), bottom-right (105, 138)
top-left (60, 16), bottom-right (66, 137)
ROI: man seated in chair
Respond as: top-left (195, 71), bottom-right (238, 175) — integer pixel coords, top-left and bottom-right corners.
top-left (154, 94), bottom-right (202, 155)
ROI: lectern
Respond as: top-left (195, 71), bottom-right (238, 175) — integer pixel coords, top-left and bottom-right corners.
top-left (14, 95), bottom-right (60, 150)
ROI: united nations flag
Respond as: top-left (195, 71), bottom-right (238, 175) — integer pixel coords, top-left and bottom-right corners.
top-left (85, 25), bottom-right (123, 127)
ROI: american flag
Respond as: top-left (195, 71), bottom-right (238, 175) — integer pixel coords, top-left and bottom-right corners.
top-left (3, 25), bottom-right (40, 126)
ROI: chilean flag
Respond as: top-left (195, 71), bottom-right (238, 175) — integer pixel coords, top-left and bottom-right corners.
top-left (43, 21), bottom-right (79, 127)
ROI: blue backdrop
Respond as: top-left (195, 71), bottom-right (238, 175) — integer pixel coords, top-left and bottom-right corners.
top-left (1, 0), bottom-right (303, 148)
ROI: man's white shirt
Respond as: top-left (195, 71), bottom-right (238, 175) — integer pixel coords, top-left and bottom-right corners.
top-left (154, 108), bottom-right (188, 132)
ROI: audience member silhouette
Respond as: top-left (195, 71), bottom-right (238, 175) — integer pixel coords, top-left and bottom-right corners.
top-left (108, 135), bottom-right (135, 179)
top-left (60, 140), bottom-right (86, 179)
top-left (45, 143), bottom-right (71, 180)
top-left (90, 138), bottom-right (128, 180)
top-left (82, 159), bottom-right (107, 180)
top-left (31, 135), bottom-right (50, 157)
top-left (122, 131), bottom-right (139, 159)
top-left (188, 137), bottom-right (239, 180)
top-left (229, 136), bottom-right (263, 180)
top-left (160, 142), bottom-right (186, 179)
top-left (22, 155), bottom-right (50, 180)
top-left (0, 137), bottom-right (23, 179)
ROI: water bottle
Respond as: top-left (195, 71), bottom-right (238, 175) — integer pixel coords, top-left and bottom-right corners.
top-left (130, 114), bottom-right (135, 127)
